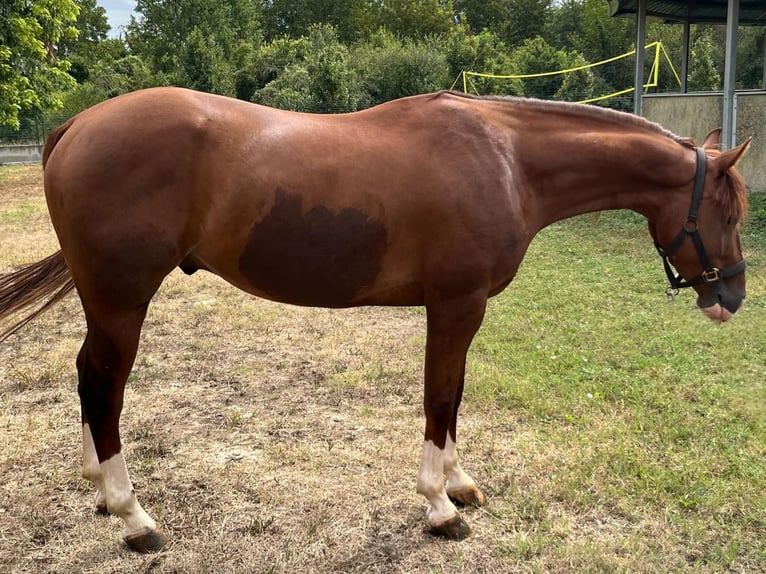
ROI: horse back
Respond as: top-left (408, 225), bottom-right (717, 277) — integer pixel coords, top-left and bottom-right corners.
top-left (43, 88), bottom-right (525, 309)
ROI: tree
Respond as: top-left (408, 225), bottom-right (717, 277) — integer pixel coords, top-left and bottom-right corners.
top-left (456, 0), bottom-right (551, 48)
top-left (547, 0), bottom-right (633, 98)
top-left (375, 0), bottom-right (456, 38)
top-left (510, 36), bottom-right (570, 98)
top-left (57, 0), bottom-right (111, 83)
top-left (737, 27), bottom-right (765, 90)
top-left (688, 26), bottom-right (721, 92)
top-left (126, 0), bottom-right (262, 94)
top-left (0, 0), bottom-right (79, 129)
top-left (444, 25), bottom-right (522, 95)
top-left (260, 0), bottom-right (375, 43)
top-left (353, 29), bottom-right (450, 104)
top-left (248, 25), bottom-right (361, 112)
top-left (178, 27), bottom-right (234, 95)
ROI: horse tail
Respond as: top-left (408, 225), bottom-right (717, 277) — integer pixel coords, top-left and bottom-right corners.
top-left (42, 116), bottom-right (76, 168)
top-left (0, 251), bottom-right (75, 342)
top-left (0, 118), bottom-right (80, 341)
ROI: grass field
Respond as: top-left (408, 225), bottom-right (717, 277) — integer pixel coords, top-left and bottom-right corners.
top-left (0, 164), bottom-right (764, 573)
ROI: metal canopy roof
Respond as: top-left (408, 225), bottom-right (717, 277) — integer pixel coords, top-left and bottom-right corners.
top-left (608, 0), bottom-right (766, 24)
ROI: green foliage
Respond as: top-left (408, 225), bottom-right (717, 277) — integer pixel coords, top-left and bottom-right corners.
top-left (456, 0), bottom-right (553, 48)
top-left (178, 27), bottom-right (234, 95)
top-left (554, 51), bottom-right (598, 101)
top-left (261, 0), bottom-right (375, 43)
top-left (56, 0), bottom-right (110, 73)
top-left (247, 25), bottom-right (361, 111)
top-left (510, 36), bottom-right (570, 98)
top-left (547, 0), bottom-right (633, 95)
top-left (353, 29), bottom-right (450, 105)
top-left (53, 0), bottom-right (111, 84)
top-left (0, 0), bottom-right (79, 129)
top-left (242, 25), bottom-right (451, 112)
top-left (375, 0), bottom-right (456, 38)
top-left (737, 28), bottom-right (766, 90)
top-left (126, 0), bottom-right (261, 95)
top-left (444, 26), bottom-right (522, 95)
top-left (688, 27), bottom-right (721, 92)
top-left (43, 54), bottom-right (156, 124)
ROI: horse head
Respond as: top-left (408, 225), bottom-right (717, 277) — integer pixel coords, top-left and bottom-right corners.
top-left (649, 129), bottom-right (750, 323)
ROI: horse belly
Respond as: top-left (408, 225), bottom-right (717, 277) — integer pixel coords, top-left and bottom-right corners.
top-left (234, 188), bottom-right (389, 307)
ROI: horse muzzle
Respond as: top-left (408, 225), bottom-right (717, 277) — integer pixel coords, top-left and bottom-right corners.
top-left (697, 287), bottom-right (745, 324)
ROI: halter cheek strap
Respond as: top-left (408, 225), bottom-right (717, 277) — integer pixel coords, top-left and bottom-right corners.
top-left (654, 147), bottom-right (746, 294)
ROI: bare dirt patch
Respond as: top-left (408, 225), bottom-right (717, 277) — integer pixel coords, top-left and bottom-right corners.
top-left (0, 166), bottom-right (532, 574)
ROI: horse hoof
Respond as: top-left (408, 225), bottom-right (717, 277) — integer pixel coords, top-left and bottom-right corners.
top-left (124, 527), bottom-right (167, 553)
top-left (429, 514), bottom-right (471, 541)
top-left (447, 485), bottom-right (487, 508)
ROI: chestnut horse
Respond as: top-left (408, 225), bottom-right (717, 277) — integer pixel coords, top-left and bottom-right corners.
top-left (0, 89), bottom-right (750, 551)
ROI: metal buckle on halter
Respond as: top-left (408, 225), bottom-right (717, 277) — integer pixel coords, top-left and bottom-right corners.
top-left (701, 268), bottom-right (721, 283)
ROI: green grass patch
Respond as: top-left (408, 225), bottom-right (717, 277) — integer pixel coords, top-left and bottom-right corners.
top-left (0, 202), bottom-right (42, 224)
top-left (467, 208), bottom-right (766, 570)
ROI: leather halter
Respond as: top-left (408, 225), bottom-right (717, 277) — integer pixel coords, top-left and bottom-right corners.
top-left (654, 147), bottom-right (746, 296)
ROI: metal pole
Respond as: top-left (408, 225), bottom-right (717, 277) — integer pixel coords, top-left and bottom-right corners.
top-left (634, 0), bottom-right (647, 115)
top-left (722, 0), bottom-right (740, 149)
top-left (762, 28), bottom-right (766, 90)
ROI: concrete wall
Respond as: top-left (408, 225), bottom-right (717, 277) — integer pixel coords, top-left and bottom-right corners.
top-left (0, 144), bottom-right (43, 165)
top-left (643, 92), bottom-right (766, 192)
top-left (735, 93), bottom-right (766, 192)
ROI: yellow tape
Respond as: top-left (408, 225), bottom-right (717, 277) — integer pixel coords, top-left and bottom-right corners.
top-left (660, 42), bottom-right (682, 87)
top-left (457, 41), bottom-right (681, 106)
top-left (465, 42), bottom-right (660, 80)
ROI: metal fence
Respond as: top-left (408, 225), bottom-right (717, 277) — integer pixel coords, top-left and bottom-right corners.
top-left (0, 113), bottom-right (74, 146)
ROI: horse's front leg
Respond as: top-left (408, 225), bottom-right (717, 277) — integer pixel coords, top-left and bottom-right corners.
top-left (444, 372), bottom-right (486, 508)
top-left (77, 307), bottom-right (167, 552)
top-left (417, 291), bottom-right (487, 540)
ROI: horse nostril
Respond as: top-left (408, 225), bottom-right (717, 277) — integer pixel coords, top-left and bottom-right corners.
top-left (718, 293), bottom-right (744, 314)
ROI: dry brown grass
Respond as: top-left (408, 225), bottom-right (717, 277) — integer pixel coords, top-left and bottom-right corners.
top-left (0, 166), bottom-right (533, 574)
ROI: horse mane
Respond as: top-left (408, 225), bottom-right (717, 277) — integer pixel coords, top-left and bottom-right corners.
top-left (438, 90), bottom-right (691, 145)
top-left (439, 91), bottom-right (747, 223)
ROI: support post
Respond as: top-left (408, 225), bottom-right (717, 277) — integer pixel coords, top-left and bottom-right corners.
top-left (722, 0), bottom-right (740, 149)
top-left (634, 0), bottom-right (647, 115)
top-left (762, 28), bottom-right (766, 90)
top-left (681, 20), bottom-right (690, 93)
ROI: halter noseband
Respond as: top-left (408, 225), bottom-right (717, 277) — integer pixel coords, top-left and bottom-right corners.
top-left (654, 147), bottom-right (746, 297)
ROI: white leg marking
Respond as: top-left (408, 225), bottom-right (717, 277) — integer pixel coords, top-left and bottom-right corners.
top-left (82, 424), bottom-right (106, 510)
top-left (101, 453), bottom-right (157, 538)
top-left (416, 440), bottom-right (458, 527)
top-left (444, 434), bottom-right (478, 494)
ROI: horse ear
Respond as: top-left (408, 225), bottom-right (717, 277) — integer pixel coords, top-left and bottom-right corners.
top-left (701, 128), bottom-right (722, 150)
top-left (711, 138), bottom-right (751, 172)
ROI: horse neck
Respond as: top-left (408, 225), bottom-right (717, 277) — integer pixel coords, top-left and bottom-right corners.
top-left (487, 100), bottom-right (695, 231)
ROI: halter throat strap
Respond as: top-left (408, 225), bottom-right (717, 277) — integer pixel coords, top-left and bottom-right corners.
top-left (654, 147), bottom-right (746, 291)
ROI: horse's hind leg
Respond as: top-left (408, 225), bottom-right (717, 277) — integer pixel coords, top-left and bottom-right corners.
top-left (417, 290), bottom-right (487, 540)
top-left (77, 302), bottom-right (166, 552)
top-left (82, 418), bottom-right (107, 514)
